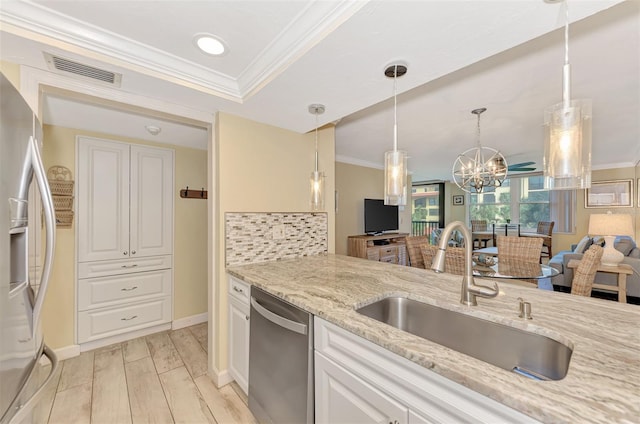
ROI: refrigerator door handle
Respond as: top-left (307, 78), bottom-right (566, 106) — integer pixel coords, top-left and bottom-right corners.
top-left (26, 136), bottom-right (56, 338)
top-left (4, 345), bottom-right (59, 424)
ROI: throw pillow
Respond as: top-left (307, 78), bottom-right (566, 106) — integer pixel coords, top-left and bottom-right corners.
top-left (573, 236), bottom-right (592, 254)
top-left (591, 236), bottom-right (605, 247)
top-left (614, 236), bottom-right (636, 256)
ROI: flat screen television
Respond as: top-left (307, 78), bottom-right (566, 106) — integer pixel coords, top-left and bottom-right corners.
top-left (364, 198), bottom-right (399, 235)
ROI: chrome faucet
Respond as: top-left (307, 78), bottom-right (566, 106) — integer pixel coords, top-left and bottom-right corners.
top-left (431, 221), bottom-right (499, 306)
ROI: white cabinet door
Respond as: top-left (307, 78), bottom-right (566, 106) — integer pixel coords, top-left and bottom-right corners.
top-left (315, 352), bottom-right (408, 424)
top-left (78, 137), bottom-right (130, 262)
top-left (228, 296), bottom-right (250, 394)
top-left (130, 145), bottom-right (173, 258)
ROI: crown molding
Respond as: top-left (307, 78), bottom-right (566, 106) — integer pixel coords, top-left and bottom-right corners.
top-left (335, 154), bottom-right (383, 170)
top-left (2, 0), bottom-right (367, 102)
top-left (237, 0), bottom-right (368, 99)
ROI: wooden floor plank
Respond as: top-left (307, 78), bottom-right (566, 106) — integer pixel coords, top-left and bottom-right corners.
top-left (48, 382), bottom-right (92, 424)
top-left (159, 366), bottom-right (216, 424)
top-left (92, 348), bottom-right (132, 424)
top-left (123, 337), bottom-right (150, 363)
top-left (146, 332), bottom-right (184, 374)
top-left (58, 350), bottom-right (94, 392)
top-left (125, 356), bottom-right (174, 424)
top-left (229, 381), bottom-right (248, 407)
top-left (195, 377), bottom-right (257, 424)
top-left (189, 322), bottom-right (208, 353)
top-left (169, 328), bottom-right (208, 378)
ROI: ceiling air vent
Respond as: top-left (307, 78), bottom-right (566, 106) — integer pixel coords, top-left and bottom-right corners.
top-left (44, 53), bottom-right (122, 87)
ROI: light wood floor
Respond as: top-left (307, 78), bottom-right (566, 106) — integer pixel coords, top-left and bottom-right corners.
top-left (32, 323), bottom-right (256, 424)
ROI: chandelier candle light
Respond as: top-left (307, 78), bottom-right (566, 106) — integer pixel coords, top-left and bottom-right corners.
top-left (383, 63), bottom-right (408, 206)
top-left (309, 104), bottom-right (325, 211)
top-left (452, 108), bottom-right (508, 194)
top-left (543, 0), bottom-right (592, 190)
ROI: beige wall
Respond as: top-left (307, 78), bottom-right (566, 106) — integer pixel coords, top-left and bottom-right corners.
top-left (334, 162), bottom-right (412, 255)
top-left (444, 182), bottom-right (467, 225)
top-left (554, 165), bottom-right (640, 253)
top-left (41, 125), bottom-right (208, 349)
top-left (215, 112), bottom-right (336, 371)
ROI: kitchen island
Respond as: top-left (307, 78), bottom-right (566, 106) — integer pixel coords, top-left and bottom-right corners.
top-left (227, 254), bottom-right (640, 423)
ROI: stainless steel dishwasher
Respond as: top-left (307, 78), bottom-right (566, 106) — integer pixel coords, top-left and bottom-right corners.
top-left (249, 286), bottom-right (314, 424)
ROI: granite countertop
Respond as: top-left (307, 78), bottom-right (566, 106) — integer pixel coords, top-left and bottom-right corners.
top-left (227, 254), bottom-right (640, 423)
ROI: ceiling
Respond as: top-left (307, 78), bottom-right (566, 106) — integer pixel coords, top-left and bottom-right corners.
top-left (1, 0), bottom-right (638, 181)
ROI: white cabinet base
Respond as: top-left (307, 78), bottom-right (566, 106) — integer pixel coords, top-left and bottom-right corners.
top-left (314, 318), bottom-right (539, 424)
top-left (227, 276), bottom-right (250, 395)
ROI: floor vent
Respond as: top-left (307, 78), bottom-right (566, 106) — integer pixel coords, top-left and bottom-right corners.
top-left (44, 53), bottom-right (122, 86)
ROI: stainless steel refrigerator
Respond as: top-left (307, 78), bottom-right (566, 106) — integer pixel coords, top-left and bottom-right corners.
top-left (0, 72), bottom-right (58, 424)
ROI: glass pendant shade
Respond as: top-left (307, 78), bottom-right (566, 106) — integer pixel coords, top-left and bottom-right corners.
top-left (310, 170), bottom-right (325, 211)
top-left (544, 99), bottom-right (592, 189)
top-left (384, 150), bottom-right (408, 206)
top-left (543, 1), bottom-right (591, 190)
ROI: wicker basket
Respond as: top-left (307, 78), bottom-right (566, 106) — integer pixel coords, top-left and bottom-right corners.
top-left (55, 210), bottom-right (74, 227)
top-left (53, 196), bottom-right (73, 211)
top-left (47, 166), bottom-right (74, 196)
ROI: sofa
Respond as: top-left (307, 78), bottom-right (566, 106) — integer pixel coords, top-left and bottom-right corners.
top-left (548, 236), bottom-right (640, 299)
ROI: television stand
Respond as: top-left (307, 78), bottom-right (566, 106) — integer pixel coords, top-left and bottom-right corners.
top-left (347, 233), bottom-right (409, 265)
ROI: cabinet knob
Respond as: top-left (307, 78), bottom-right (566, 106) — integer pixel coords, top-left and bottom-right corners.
top-left (245, 315), bottom-right (249, 321)
top-left (123, 251), bottom-right (128, 255)
top-left (131, 250), bottom-right (136, 255)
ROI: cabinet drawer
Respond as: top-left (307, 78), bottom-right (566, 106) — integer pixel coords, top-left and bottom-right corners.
top-left (228, 276), bottom-right (251, 304)
top-left (379, 246), bottom-right (397, 256)
top-left (366, 250), bottom-right (380, 261)
top-left (78, 255), bottom-right (172, 279)
top-left (78, 269), bottom-right (171, 311)
top-left (77, 297), bottom-right (171, 343)
top-left (379, 255), bottom-right (397, 264)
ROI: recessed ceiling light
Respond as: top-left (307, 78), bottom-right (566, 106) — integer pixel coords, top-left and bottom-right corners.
top-left (194, 33), bottom-right (227, 56)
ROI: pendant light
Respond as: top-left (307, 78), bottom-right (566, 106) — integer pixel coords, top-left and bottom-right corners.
top-left (309, 104), bottom-right (325, 211)
top-left (452, 108), bottom-right (508, 194)
top-left (384, 63), bottom-right (408, 206)
top-left (543, 0), bottom-right (592, 190)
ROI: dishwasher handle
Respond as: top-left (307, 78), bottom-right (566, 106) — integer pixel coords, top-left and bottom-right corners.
top-left (250, 297), bottom-right (308, 335)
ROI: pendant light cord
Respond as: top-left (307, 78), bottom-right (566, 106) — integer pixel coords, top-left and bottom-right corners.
top-left (393, 65), bottom-right (398, 152)
top-left (314, 112), bottom-right (319, 172)
top-left (562, 0), bottom-right (571, 108)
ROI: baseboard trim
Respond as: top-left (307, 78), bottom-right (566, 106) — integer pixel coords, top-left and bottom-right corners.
top-left (209, 367), bottom-right (233, 388)
top-left (53, 344), bottom-right (81, 361)
top-left (172, 312), bottom-right (208, 330)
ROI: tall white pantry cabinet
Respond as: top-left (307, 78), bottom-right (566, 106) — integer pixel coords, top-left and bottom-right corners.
top-left (76, 136), bottom-right (174, 346)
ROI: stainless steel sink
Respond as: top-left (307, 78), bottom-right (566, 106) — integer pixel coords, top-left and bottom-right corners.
top-left (356, 296), bottom-right (572, 381)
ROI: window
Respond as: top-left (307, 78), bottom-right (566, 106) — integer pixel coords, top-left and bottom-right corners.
top-left (469, 174), bottom-right (575, 233)
top-left (411, 183), bottom-right (444, 235)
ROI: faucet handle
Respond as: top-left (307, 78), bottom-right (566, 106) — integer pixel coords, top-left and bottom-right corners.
top-left (518, 297), bottom-right (533, 320)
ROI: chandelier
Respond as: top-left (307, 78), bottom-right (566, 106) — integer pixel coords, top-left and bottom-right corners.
top-left (452, 108), bottom-right (508, 194)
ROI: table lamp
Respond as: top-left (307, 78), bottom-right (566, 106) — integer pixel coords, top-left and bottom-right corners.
top-left (587, 213), bottom-right (634, 266)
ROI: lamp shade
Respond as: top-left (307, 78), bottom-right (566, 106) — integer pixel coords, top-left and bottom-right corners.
top-left (588, 213), bottom-right (634, 237)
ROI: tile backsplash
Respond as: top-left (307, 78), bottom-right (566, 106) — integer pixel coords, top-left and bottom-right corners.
top-left (225, 212), bottom-right (328, 266)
